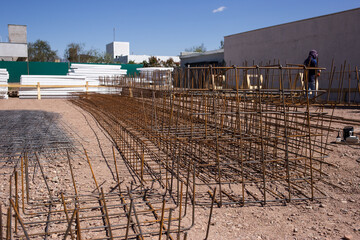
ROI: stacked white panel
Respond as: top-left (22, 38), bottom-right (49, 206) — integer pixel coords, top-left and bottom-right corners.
top-left (68, 63), bottom-right (127, 86)
top-left (0, 69), bottom-right (9, 99)
top-left (19, 75), bottom-right (86, 99)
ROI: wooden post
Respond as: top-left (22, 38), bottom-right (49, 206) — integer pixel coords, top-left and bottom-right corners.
top-left (37, 82), bottom-right (41, 100)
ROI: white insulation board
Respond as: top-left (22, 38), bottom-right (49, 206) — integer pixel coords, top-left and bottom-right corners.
top-left (0, 68), bottom-right (9, 99)
top-left (18, 63), bottom-right (126, 99)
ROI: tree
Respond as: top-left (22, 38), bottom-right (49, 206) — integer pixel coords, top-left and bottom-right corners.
top-left (128, 60), bottom-right (136, 64)
top-left (80, 48), bottom-right (100, 63)
top-left (64, 43), bottom-right (113, 63)
top-left (148, 56), bottom-right (161, 67)
top-left (185, 43), bottom-right (206, 53)
top-left (164, 58), bottom-right (179, 67)
top-left (102, 53), bottom-right (114, 64)
top-left (64, 43), bottom-right (84, 62)
top-left (141, 60), bottom-right (149, 67)
top-left (28, 40), bottom-right (58, 62)
top-left (90, 52), bottom-right (114, 64)
top-left (219, 40), bottom-right (224, 49)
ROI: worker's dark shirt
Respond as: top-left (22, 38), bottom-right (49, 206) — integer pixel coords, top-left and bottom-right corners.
top-left (304, 57), bottom-right (317, 83)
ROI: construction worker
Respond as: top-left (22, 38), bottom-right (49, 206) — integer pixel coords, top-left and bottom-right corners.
top-left (304, 50), bottom-right (320, 97)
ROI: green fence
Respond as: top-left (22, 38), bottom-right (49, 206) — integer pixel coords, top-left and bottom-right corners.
top-left (0, 61), bottom-right (142, 83)
top-left (0, 61), bottom-right (27, 83)
top-left (121, 64), bottom-right (143, 76)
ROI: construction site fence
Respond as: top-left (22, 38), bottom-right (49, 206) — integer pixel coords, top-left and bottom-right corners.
top-left (104, 65), bottom-right (360, 104)
top-left (0, 61), bottom-right (143, 82)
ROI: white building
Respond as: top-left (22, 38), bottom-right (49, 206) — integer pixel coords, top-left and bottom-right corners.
top-left (106, 42), bottom-right (129, 59)
top-left (0, 24), bottom-right (28, 61)
top-left (106, 41), bottom-right (180, 64)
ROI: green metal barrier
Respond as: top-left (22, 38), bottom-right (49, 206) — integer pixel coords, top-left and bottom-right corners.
top-left (0, 61), bottom-right (142, 82)
top-left (0, 61), bottom-right (27, 83)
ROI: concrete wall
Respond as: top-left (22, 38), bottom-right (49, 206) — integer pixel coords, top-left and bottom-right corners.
top-left (105, 43), bottom-right (114, 58)
top-left (224, 8), bottom-right (360, 71)
top-left (0, 43), bottom-right (28, 60)
top-left (8, 24), bottom-right (27, 43)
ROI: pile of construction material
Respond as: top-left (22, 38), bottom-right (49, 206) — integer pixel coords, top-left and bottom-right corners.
top-left (18, 64), bottom-right (126, 99)
top-left (67, 63), bottom-right (127, 85)
top-left (19, 75), bottom-right (86, 99)
top-left (0, 69), bottom-right (9, 99)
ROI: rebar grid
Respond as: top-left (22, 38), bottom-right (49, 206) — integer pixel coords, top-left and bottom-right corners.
top-left (0, 110), bottom-right (77, 206)
top-left (68, 66), bottom-right (333, 208)
top-left (2, 148), bottom-right (193, 239)
top-left (323, 62), bottom-right (360, 105)
top-left (0, 65), bottom-right (344, 238)
top-left (105, 63), bottom-right (359, 105)
top-left (0, 110), bottom-right (75, 161)
top-left (0, 109), bottom-right (192, 239)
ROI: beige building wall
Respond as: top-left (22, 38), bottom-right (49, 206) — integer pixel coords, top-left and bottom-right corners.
top-left (224, 8), bottom-right (360, 72)
top-left (8, 24), bottom-right (27, 43)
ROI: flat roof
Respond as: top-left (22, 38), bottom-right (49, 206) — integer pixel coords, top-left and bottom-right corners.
top-left (8, 24), bottom-right (27, 27)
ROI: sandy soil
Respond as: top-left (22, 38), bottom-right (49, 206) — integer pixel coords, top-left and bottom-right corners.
top-left (0, 99), bottom-right (359, 240)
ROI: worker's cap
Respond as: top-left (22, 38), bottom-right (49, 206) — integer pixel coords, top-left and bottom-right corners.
top-left (309, 50), bottom-right (318, 59)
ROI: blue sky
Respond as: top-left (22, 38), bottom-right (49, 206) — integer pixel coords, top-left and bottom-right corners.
top-left (0, 0), bottom-right (359, 58)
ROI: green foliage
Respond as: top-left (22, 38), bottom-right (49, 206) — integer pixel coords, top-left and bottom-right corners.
top-left (28, 40), bottom-right (58, 62)
top-left (163, 58), bottom-right (179, 67)
top-left (139, 57), bottom-right (179, 68)
top-left (64, 43), bottom-right (113, 63)
top-left (102, 53), bottom-right (114, 64)
top-left (141, 60), bottom-right (149, 67)
top-left (220, 40), bottom-right (224, 49)
top-left (128, 60), bottom-right (136, 64)
top-left (185, 43), bottom-right (206, 53)
top-left (64, 43), bottom-right (83, 62)
top-left (148, 56), bottom-right (161, 67)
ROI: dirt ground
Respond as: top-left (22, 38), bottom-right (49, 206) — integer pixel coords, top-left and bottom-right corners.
top-left (0, 99), bottom-right (359, 240)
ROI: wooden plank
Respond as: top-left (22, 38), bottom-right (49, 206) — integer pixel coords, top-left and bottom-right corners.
top-left (0, 84), bottom-right (120, 88)
top-left (37, 82), bottom-right (41, 100)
